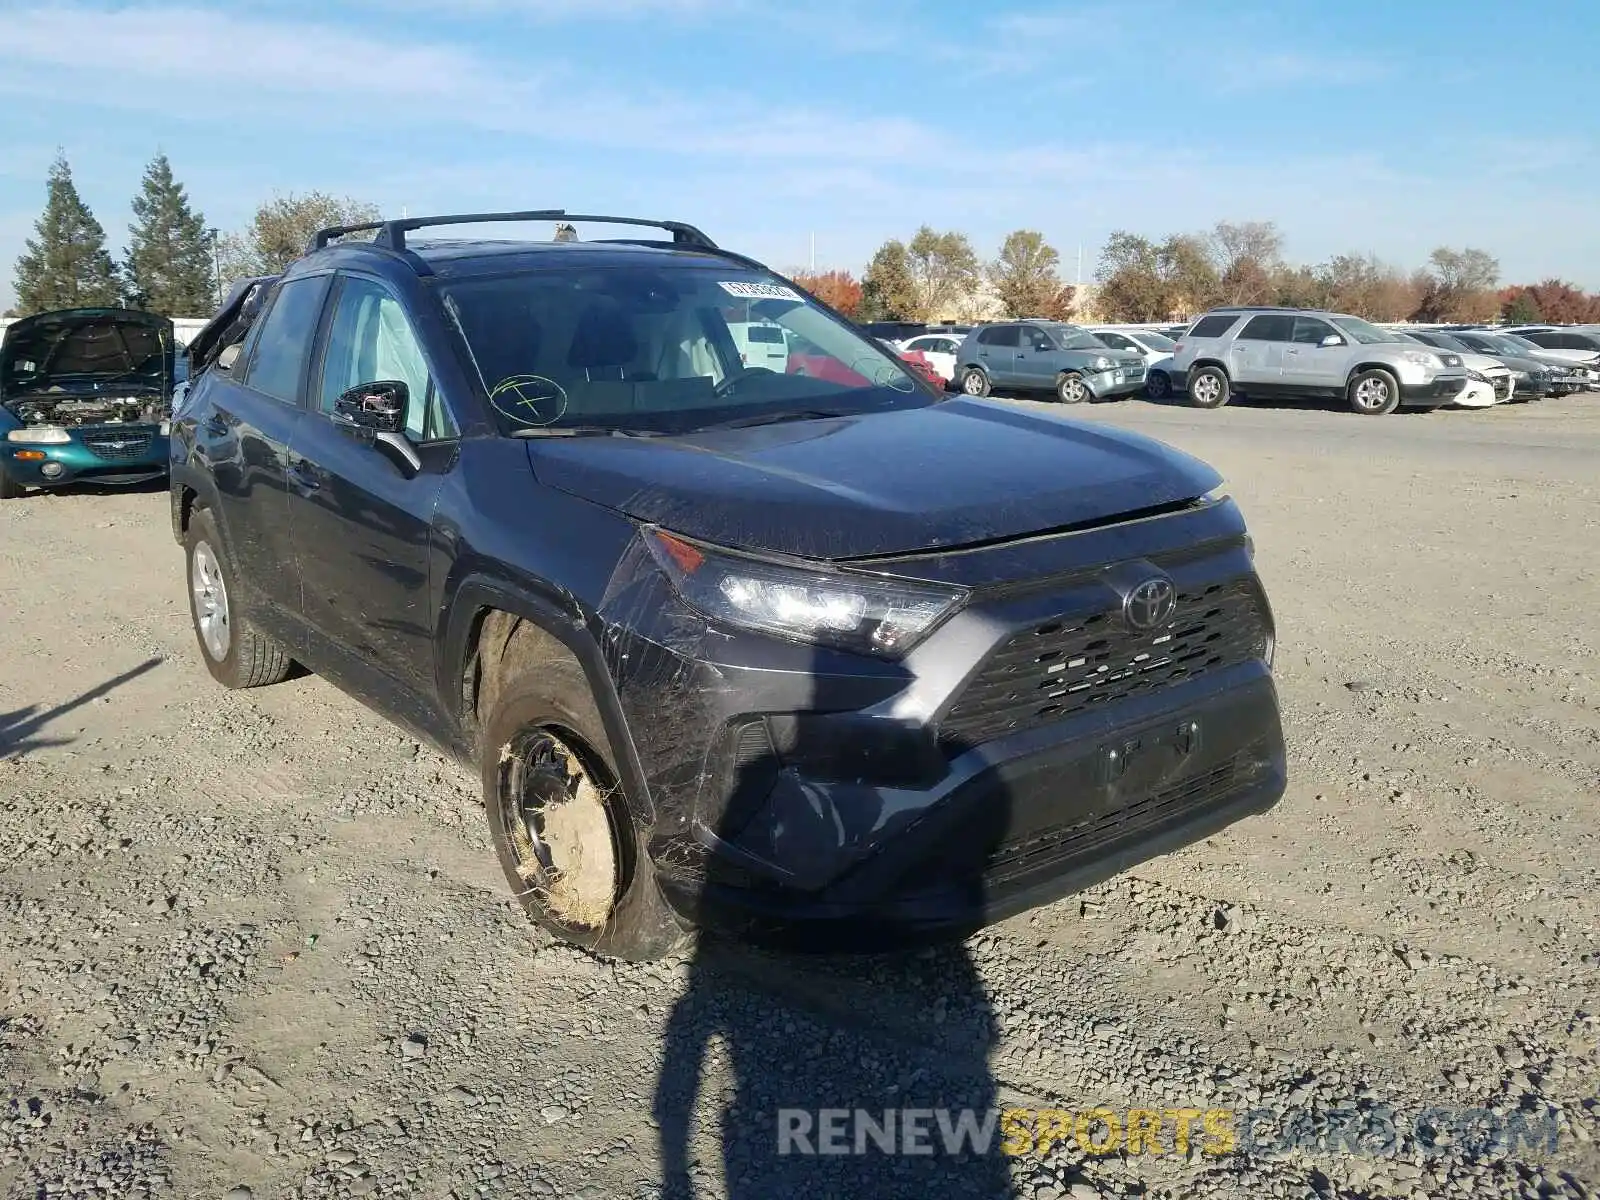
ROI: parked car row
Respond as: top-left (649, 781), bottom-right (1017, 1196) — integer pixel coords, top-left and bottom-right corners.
top-left (1157, 306), bottom-right (1600, 416)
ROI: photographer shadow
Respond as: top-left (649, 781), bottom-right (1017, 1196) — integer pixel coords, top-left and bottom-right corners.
top-left (651, 643), bottom-right (1020, 1199)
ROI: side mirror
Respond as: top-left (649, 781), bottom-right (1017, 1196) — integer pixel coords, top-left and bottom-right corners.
top-left (1320, 334), bottom-right (1345, 348)
top-left (332, 381), bottom-right (409, 434)
top-left (216, 343), bottom-right (241, 372)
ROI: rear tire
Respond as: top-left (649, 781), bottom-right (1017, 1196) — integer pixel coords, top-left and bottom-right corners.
top-left (1056, 372), bottom-right (1090, 404)
top-left (1187, 365), bottom-right (1231, 409)
top-left (0, 465), bottom-right (24, 500)
top-left (1348, 368), bottom-right (1401, 416)
top-left (482, 658), bottom-right (686, 961)
top-left (184, 507), bottom-right (295, 689)
top-left (959, 367), bottom-right (991, 398)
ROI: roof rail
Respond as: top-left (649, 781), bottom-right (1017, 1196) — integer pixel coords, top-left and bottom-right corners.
top-left (307, 210), bottom-right (719, 255)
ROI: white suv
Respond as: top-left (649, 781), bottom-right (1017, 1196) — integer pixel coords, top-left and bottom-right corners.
top-left (1170, 308), bottom-right (1471, 416)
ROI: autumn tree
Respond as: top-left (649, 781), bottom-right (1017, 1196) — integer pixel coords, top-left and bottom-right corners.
top-left (218, 191), bottom-right (381, 281)
top-left (988, 229), bottom-right (1069, 318)
top-left (124, 153), bottom-right (215, 316)
top-left (1156, 234), bottom-right (1219, 316)
top-left (12, 154), bottom-right (121, 316)
top-left (1503, 280), bottom-right (1598, 324)
top-left (1094, 232), bottom-right (1167, 322)
top-left (790, 269), bottom-right (863, 317)
top-left (904, 226), bottom-right (981, 320)
top-left (1415, 246), bottom-right (1500, 322)
top-left (1209, 220), bottom-right (1283, 305)
top-left (859, 240), bottom-right (918, 321)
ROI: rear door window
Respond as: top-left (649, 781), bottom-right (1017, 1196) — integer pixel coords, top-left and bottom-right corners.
top-left (979, 325), bottom-right (1020, 347)
top-left (1238, 315), bottom-right (1294, 342)
top-left (242, 275), bottom-right (332, 405)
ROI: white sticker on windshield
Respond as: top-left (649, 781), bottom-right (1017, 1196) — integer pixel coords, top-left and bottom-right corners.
top-left (718, 281), bottom-right (802, 301)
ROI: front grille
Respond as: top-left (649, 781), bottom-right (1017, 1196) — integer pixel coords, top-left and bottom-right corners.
top-left (985, 748), bottom-right (1256, 886)
top-left (82, 431), bottom-right (155, 461)
top-left (940, 579), bottom-right (1269, 749)
top-left (1493, 375), bottom-right (1513, 400)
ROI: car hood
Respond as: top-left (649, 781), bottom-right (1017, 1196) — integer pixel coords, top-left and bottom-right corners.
top-left (1456, 351), bottom-right (1506, 373)
top-left (527, 397), bottom-right (1222, 560)
top-left (0, 308), bottom-right (174, 404)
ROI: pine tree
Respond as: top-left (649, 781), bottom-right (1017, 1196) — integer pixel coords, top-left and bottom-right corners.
top-left (12, 153), bottom-right (120, 315)
top-left (125, 153), bottom-right (215, 316)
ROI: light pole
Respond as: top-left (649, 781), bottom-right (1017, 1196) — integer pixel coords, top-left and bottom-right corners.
top-left (208, 227), bottom-right (222, 311)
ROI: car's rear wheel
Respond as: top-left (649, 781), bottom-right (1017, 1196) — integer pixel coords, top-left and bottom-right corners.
top-left (1348, 368), bottom-right (1401, 416)
top-left (1187, 365), bottom-right (1231, 409)
top-left (482, 657), bottom-right (686, 961)
top-left (0, 464), bottom-right (24, 500)
top-left (1145, 371), bottom-right (1172, 400)
top-left (184, 507), bottom-right (296, 688)
top-left (1056, 372), bottom-right (1090, 404)
top-left (959, 367), bottom-right (991, 397)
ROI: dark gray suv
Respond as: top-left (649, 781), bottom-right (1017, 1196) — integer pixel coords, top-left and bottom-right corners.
top-left (954, 321), bottom-right (1149, 404)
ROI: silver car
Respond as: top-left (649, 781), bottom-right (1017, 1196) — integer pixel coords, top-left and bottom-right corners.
top-left (953, 321), bottom-right (1148, 404)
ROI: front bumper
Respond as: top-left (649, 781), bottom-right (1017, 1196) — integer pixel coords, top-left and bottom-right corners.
top-left (1086, 364), bottom-right (1148, 398)
top-left (1451, 380), bottom-right (1500, 409)
top-left (1399, 373), bottom-right (1470, 408)
top-left (1, 431), bottom-right (169, 489)
top-left (601, 503), bottom-right (1286, 951)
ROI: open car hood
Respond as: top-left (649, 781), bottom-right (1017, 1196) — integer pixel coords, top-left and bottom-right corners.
top-left (1, 308), bottom-right (174, 404)
top-left (528, 397), bottom-right (1223, 560)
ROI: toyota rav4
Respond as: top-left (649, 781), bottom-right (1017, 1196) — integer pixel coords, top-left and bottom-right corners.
top-left (169, 210), bottom-right (1286, 959)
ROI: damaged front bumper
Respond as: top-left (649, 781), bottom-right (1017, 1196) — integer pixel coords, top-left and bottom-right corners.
top-left (598, 502), bottom-right (1287, 951)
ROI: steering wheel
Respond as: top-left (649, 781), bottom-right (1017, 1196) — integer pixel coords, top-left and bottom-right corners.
top-left (714, 366), bottom-right (776, 397)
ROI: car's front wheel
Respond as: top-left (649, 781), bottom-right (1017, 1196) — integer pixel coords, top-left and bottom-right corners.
top-left (184, 507), bottom-right (296, 688)
top-left (959, 367), bottom-right (991, 397)
top-left (1187, 365), bottom-right (1231, 409)
top-left (1348, 368), bottom-right (1401, 416)
top-left (1145, 371), bottom-right (1172, 400)
top-left (482, 657), bottom-right (686, 961)
top-left (1056, 372), bottom-right (1090, 404)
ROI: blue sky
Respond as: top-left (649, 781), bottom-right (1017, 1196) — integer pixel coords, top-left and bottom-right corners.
top-left (2, 0), bottom-right (1598, 311)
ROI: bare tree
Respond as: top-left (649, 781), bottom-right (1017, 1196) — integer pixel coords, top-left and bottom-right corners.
top-left (1209, 220), bottom-right (1284, 305)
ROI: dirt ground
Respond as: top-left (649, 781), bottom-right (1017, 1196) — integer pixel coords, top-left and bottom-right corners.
top-left (1, 394), bottom-right (1597, 1200)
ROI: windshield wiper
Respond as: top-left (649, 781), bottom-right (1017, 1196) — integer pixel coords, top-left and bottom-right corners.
top-left (511, 425), bottom-right (661, 439)
top-left (690, 408), bottom-right (855, 432)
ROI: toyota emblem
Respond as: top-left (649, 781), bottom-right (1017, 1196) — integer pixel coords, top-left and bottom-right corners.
top-left (1124, 576), bottom-right (1176, 631)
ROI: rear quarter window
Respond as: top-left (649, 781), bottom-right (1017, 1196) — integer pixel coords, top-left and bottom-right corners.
top-left (1186, 314), bottom-right (1242, 339)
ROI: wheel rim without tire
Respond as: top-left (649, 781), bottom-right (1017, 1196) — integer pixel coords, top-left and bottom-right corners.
top-left (1354, 377), bottom-right (1389, 411)
top-left (963, 371), bottom-right (985, 395)
top-left (191, 541), bottom-right (231, 661)
top-left (1061, 376), bottom-right (1086, 402)
top-left (499, 728), bottom-right (619, 931)
top-left (1193, 374), bottom-right (1221, 404)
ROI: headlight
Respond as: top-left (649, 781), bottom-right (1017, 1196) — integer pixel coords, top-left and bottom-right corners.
top-left (1088, 356), bottom-right (1115, 371)
top-left (646, 529), bottom-right (966, 658)
top-left (1400, 350), bottom-right (1444, 370)
top-left (7, 426), bottom-right (71, 445)
top-left (1509, 369), bottom-right (1529, 380)
top-left (1468, 369), bottom-right (1489, 383)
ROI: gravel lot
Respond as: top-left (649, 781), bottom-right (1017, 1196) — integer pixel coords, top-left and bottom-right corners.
top-left (1, 394), bottom-right (1597, 1200)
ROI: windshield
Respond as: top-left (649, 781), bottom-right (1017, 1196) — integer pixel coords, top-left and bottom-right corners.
top-left (1129, 331), bottom-right (1176, 352)
top-left (1043, 324), bottom-right (1109, 351)
top-left (436, 265), bottom-right (932, 434)
top-left (1329, 316), bottom-right (1397, 345)
top-left (1497, 333), bottom-right (1545, 353)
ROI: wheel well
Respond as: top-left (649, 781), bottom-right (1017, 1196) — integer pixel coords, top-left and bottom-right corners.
top-left (1190, 358), bottom-right (1229, 378)
top-left (459, 607), bottom-right (585, 749)
top-left (1349, 362), bottom-right (1400, 382)
top-left (178, 486), bottom-right (201, 532)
